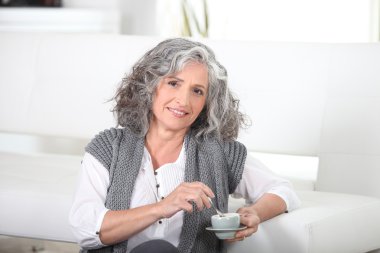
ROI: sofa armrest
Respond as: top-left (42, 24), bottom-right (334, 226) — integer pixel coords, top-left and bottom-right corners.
top-left (227, 191), bottom-right (380, 253)
top-left (0, 152), bottom-right (79, 242)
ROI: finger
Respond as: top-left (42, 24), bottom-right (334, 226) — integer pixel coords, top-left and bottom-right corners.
top-left (236, 206), bottom-right (251, 215)
top-left (184, 182), bottom-right (213, 209)
top-left (191, 195), bottom-right (213, 211)
top-left (180, 200), bottom-right (195, 213)
top-left (225, 235), bottom-right (245, 243)
top-left (198, 185), bottom-right (214, 209)
top-left (184, 191), bottom-right (205, 211)
top-left (200, 192), bottom-right (212, 209)
top-left (235, 227), bottom-right (257, 238)
top-left (190, 196), bottom-right (205, 211)
top-left (188, 181), bottom-right (215, 198)
top-left (239, 214), bottom-right (260, 228)
top-left (163, 186), bottom-right (203, 215)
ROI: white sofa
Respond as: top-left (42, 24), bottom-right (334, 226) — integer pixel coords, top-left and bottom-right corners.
top-left (1, 32), bottom-right (380, 253)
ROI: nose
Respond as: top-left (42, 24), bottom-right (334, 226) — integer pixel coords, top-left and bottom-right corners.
top-left (175, 87), bottom-right (190, 106)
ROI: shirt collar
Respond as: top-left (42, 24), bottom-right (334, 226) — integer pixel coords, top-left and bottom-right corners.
top-left (141, 144), bottom-right (186, 172)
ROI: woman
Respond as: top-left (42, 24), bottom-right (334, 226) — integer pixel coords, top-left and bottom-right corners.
top-left (69, 38), bottom-right (300, 253)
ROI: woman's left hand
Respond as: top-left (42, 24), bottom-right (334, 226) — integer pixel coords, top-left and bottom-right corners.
top-left (225, 206), bottom-right (261, 242)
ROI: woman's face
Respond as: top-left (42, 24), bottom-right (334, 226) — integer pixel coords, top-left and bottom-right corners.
top-left (151, 62), bottom-right (209, 135)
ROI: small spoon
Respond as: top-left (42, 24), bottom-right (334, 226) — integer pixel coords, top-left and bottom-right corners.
top-left (208, 197), bottom-right (225, 217)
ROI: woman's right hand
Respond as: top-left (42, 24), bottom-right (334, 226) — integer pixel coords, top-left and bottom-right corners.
top-left (155, 181), bottom-right (215, 218)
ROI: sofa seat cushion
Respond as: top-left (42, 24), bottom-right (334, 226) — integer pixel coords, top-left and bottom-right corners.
top-left (0, 152), bottom-right (80, 242)
top-left (227, 191), bottom-right (380, 253)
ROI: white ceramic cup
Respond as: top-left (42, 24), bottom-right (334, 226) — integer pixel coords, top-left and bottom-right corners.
top-left (211, 213), bottom-right (240, 239)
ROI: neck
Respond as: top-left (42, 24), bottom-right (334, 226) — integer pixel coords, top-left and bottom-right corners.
top-left (146, 128), bottom-right (186, 151)
top-left (145, 126), bottom-right (188, 169)
top-left (146, 120), bottom-right (188, 147)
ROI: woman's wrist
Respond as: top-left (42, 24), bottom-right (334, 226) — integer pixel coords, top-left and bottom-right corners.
top-left (151, 201), bottom-right (168, 220)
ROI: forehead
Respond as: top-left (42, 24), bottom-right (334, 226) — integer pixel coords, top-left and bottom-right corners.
top-left (157, 61), bottom-right (210, 87)
top-left (181, 61), bottom-right (207, 72)
top-left (174, 61), bottom-right (208, 77)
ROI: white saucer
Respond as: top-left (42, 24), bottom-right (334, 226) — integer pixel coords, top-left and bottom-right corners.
top-left (205, 225), bottom-right (247, 239)
top-left (205, 225), bottom-right (247, 232)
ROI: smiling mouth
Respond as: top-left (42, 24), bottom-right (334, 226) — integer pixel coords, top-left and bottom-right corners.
top-left (168, 107), bottom-right (188, 117)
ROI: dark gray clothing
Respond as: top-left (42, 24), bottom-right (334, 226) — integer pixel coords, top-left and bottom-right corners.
top-left (130, 240), bottom-right (179, 253)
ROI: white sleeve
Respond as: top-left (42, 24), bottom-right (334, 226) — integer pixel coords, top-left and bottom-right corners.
top-left (233, 153), bottom-right (301, 211)
top-left (68, 152), bottom-right (110, 249)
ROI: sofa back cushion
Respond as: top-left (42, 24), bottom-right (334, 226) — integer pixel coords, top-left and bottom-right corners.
top-left (316, 44), bottom-right (380, 198)
top-left (0, 33), bottom-right (160, 139)
top-left (0, 33), bottom-right (330, 156)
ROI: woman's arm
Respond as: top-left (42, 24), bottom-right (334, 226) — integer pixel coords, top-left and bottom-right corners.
top-left (233, 154), bottom-right (301, 212)
top-left (69, 153), bottom-right (213, 248)
top-left (69, 153), bottom-right (110, 249)
top-left (99, 204), bottom-right (162, 245)
top-left (228, 154), bottom-right (301, 241)
top-left (243, 192), bottom-right (287, 222)
top-left (227, 193), bottom-right (286, 241)
top-left (70, 153), bottom-right (161, 248)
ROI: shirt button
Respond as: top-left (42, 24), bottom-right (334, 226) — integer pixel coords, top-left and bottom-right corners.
top-left (158, 220), bottom-right (162, 224)
top-left (161, 196), bottom-right (164, 200)
top-left (154, 171), bottom-right (158, 175)
top-left (156, 184), bottom-right (160, 188)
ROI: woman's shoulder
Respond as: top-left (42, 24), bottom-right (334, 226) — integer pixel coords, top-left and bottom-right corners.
top-left (94, 127), bottom-right (124, 138)
top-left (220, 139), bottom-right (247, 158)
top-left (86, 127), bottom-right (142, 151)
top-left (89, 127), bottom-right (137, 142)
top-left (209, 136), bottom-right (246, 152)
top-left (85, 127), bottom-right (124, 152)
top-left (84, 127), bottom-right (125, 170)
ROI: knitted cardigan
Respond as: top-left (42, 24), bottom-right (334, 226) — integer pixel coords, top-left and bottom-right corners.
top-left (83, 127), bottom-right (247, 253)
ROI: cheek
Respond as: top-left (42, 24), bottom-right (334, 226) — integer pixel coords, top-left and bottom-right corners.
top-left (151, 95), bottom-right (158, 109)
top-left (151, 98), bottom-right (164, 116)
top-left (194, 98), bottom-right (206, 114)
top-left (152, 91), bottom-right (168, 109)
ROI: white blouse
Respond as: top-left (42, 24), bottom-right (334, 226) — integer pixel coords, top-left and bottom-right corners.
top-left (69, 145), bottom-right (300, 252)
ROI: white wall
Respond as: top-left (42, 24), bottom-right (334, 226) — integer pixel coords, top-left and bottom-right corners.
top-left (119, 0), bottom-right (159, 35)
top-left (62, 0), bottom-right (159, 35)
top-left (60, 0), bottom-right (378, 42)
top-left (208, 0), bottom-right (376, 42)
top-left (63, 0), bottom-right (119, 9)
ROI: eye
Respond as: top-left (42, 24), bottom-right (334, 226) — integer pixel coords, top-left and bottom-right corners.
top-left (168, 80), bottom-right (178, 87)
top-left (193, 88), bottom-right (204, 96)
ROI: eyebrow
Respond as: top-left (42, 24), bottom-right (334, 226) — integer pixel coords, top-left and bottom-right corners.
top-left (166, 76), bottom-right (208, 90)
top-left (167, 76), bottom-right (184, 82)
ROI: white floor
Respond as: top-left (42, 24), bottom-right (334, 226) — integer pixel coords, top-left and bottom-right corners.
top-left (0, 236), bottom-right (80, 253)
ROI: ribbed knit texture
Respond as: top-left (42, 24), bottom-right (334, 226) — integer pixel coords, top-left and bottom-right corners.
top-left (83, 127), bottom-right (247, 253)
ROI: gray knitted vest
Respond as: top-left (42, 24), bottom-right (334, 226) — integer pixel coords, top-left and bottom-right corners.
top-left (84, 127), bottom-right (246, 253)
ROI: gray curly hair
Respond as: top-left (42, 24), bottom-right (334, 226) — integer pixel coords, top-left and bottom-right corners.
top-left (112, 38), bottom-right (248, 141)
